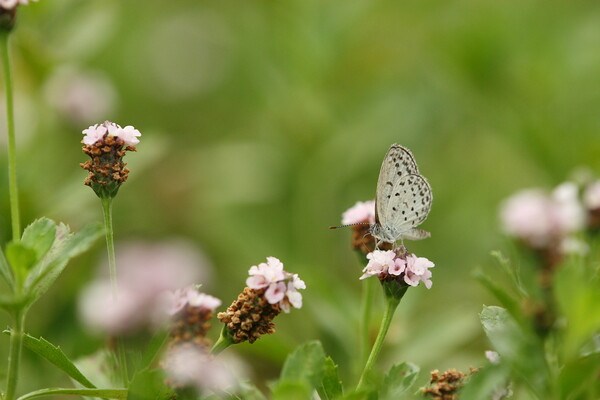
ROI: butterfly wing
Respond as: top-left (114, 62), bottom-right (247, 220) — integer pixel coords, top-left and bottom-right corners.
top-left (378, 173), bottom-right (432, 241)
top-left (375, 144), bottom-right (420, 224)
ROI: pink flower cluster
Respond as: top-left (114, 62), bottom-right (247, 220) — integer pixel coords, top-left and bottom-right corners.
top-left (165, 286), bottom-right (221, 316)
top-left (500, 182), bottom-right (585, 249)
top-left (246, 257), bottom-right (306, 313)
top-left (360, 250), bottom-right (434, 289)
top-left (82, 120), bottom-right (141, 146)
top-left (0, 0), bottom-right (36, 10)
top-left (342, 200), bottom-right (375, 225)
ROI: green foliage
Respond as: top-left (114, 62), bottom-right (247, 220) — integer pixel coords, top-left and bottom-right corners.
top-left (275, 341), bottom-right (326, 397)
top-left (127, 369), bottom-right (174, 400)
top-left (379, 362), bottom-right (419, 400)
top-left (317, 357), bottom-right (343, 400)
top-left (15, 387), bottom-right (127, 400)
top-left (14, 332), bottom-right (96, 389)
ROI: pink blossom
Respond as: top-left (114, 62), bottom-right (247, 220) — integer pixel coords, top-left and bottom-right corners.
top-left (246, 257), bottom-right (305, 313)
top-left (79, 239), bottom-right (212, 335)
top-left (584, 180), bottom-right (600, 210)
top-left (166, 287), bottom-right (221, 316)
top-left (82, 121), bottom-right (141, 147)
top-left (500, 184), bottom-right (585, 248)
top-left (0, 0), bottom-right (36, 10)
top-left (342, 200), bottom-right (376, 225)
top-left (485, 350), bottom-right (501, 365)
top-left (360, 250), bottom-right (434, 289)
top-left (163, 346), bottom-right (235, 393)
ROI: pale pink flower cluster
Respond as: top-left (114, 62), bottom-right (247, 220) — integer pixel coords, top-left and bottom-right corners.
top-left (165, 286), bottom-right (221, 316)
top-left (360, 250), bottom-right (434, 289)
top-left (79, 240), bottom-right (210, 334)
top-left (0, 0), bottom-right (37, 10)
top-left (500, 182), bottom-right (585, 248)
top-left (163, 346), bottom-right (235, 394)
top-left (246, 257), bottom-right (306, 313)
top-left (82, 120), bottom-right (141, 146)
top-left (342, 200), bottom-right (376, 225)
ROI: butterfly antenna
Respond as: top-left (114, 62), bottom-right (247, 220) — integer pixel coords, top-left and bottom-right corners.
top-left (329, 222), bottom-right (371, 229)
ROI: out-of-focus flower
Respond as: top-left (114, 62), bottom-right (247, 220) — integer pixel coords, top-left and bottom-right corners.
top-left (79, 240), bottom-right (210, 335)
top-left (342, 200), bottom-right (376, 225)
top-left (163, 345), bottom-right (235, 394)
top-left (485, 350), bottom-right (501, 365)
top-left (80, 121), bottom-right (140, 198)
top-left (584, 180), bottom-right (600, 210)
top-left (340, 200), bottom-right (390, 253)
top-left (44, 67), bottom-right (117, 125)
top-left (360, 249), bottom-right (434, 289)
top-left (0, 0), bottom-right (36, 10)
top-left (218, 257), bottom-right (305, 344)
top-left (500, 183), bottom-right (585, 248)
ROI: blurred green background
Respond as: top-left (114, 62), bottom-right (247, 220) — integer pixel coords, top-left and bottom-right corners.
top-left (1, 0), bottom-right (600, 395)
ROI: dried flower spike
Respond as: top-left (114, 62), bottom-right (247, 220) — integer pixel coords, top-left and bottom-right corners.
top-left (217, 257), bottom-right (305, 344)
top-left (422, 368), bottom-right (476, 400)
top-left (80, 121), bottom-right (140, 199)
top-left (341, 200), bottom-right (392, 253)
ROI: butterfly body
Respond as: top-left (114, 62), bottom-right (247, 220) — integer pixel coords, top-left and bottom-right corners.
top-left (370, 144), bottom-right (432, 247)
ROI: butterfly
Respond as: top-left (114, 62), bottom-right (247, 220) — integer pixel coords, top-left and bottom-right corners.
top-left (369, 144), bottom-right (432, 248)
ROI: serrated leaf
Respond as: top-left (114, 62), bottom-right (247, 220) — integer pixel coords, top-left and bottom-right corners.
top-left (127, 369), bottom-right (174, 400)
top-left (21, 218), bottom-right (57, 262)
top-left (6, 242), bottom-right (37, 284)
top-left (25, 222), bottom-right (103, 304)
top-left (15, 387), bottom-right (127, 400)
top-left (279, 341), bottom-right (326, 390)
top-left (317, 357), bottom-right (343, 400)
top-left (379, 362), bottom-right (419, 400)
top-left (0, 245), bottom-right (14, 287)
top-left (6, 331), bottom-right (96, 388)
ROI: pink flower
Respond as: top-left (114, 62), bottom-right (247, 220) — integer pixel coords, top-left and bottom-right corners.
top-left (82, 121), bottom-right (141, 147)
top-left (360, 250), bottom-right (434, 289)
top-left (0, 0), bottom-right (36, 10)
top-left (500, 183), bottom-right (585, 248)
top-left (246, 257), bottom-right (305, 313)
top-left (163, 346), bottom-right (235, 393)
top-left (79, 239), bottom-right (211, 335)
top-left (404, 255), bottom-right (434, 289)
top-left (342, 200), bottom-right (376, 225)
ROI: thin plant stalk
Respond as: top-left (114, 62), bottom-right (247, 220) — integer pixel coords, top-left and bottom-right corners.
top-left (101, 197), bottom-right (117, 296)
top-left (359, 277), bottom-right (375, 367)
top-left (211, 326), bottom-right (234, 355)
top-left (0, 32), bottom-right (20, 242)
top-left (5, 309), bottom-right (26, 400)
top-left (356, 295), bottom-right (401, 391)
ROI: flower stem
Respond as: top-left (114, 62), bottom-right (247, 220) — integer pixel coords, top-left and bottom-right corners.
top-left (117, 338), bottom-right (128, 386)
top-left (5, 309), bottom-right (26, 400)
top-left (359, 278), bottom-right (375, 367)
top-left (0, 32), bottom-right (20, 242)
top-left (100, 197), bottom-right (117, 296)
top-left (211, 326), bottom-right (234, 355)
top-left (356, 295), bottom-right (401, 391)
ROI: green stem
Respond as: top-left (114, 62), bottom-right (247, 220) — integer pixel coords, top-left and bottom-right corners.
top-left (356, 295), bottom-right (401, 391)
top-left (117, 339), bottom-right (128, 387)
top-left (101, 197), bottom-right (117, 296)
top-left (359, 278), bottom-right (375, 368)
top-left (0, 32), bottom-right (20, 242)
top-left (211, 326), bottom-right (234, 355)
top-left (5, 309), bottom-right (26, 400)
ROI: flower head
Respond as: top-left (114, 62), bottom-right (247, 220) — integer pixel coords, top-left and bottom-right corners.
top-left (218, 257), bottom-right (305, 344)
top-left (360, 249), bottom-right (435, 289)
top-left (80, 121), bottom-right (141, 198)
top-left (342, 200), bottom-right (376, 225)
top-left (340, 200), bottom-right (391, 253)
top-left (0, 0), bottom-right (36, 10)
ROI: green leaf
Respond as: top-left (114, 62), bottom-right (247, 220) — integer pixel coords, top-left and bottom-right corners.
top-left (15, 387), bottom-right (127, 400)
top-left (379, 362), bottom-right (419, 400)
top-left (558, 352), bottom-right (600, 399)
top-left (272, 381), bottom-right (312, 400)
top-left (5, 242), bottom-right (37, 284)
top-left (25, 222), bottom-right (103, 304)
top-left (0, 245), bottom-right (14, 287)
top-left (279, 341), bottom-right (326, 390)
top-left (473, 269), bottom-right (523, 325)
top-left (317, 357), bottom-right (343, 400)
top-left (6, 331), bottom-right (96, 388)
top-left (480, 306), bottom-right (548, 397)
top-left (21, 218), bottom-right (56, 262)
top-left (127, 369), bottom-right (174, 400)
top-left (237, 382), bottom-right (267, 400)
top-left (459, 364), bottom-right (510, 399)
top-left (140, 330), bottom-right (168, 371)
